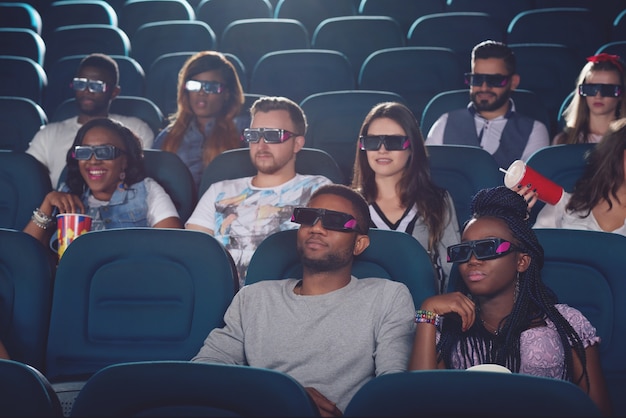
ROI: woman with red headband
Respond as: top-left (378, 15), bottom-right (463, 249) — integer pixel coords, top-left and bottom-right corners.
top-left (554, 53), bottom-right (626, 144)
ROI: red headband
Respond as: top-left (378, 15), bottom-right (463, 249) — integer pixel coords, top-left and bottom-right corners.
top-left (587, 53), bottom-right (624, 73)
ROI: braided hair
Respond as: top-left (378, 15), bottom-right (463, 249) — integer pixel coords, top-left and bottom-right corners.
top-left (437, 186), bottom-right (588, 385)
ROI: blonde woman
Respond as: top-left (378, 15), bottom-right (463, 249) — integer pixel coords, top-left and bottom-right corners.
top-left (554, 53), bottom-right (626, 144)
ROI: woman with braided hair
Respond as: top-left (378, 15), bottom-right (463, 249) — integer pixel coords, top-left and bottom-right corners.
top-left (409, 186), bottom-right (612, 415)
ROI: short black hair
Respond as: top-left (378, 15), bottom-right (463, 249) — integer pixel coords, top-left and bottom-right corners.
top-left (309, 184), bottom-right (370, 235)
top-left (78, 53), bottom-right (119, 86)
top-left (472, 40), bottom-right (516, 75)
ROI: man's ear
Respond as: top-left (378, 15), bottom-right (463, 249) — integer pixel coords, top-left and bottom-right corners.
top-left (293, 135), bottom-right (305, 154)
top-left (110, 85), bottom-right (121, 100)
top-left (510, 74), bottom-right (521, 90)
top-left (353, 234), bottom-right (370, 256)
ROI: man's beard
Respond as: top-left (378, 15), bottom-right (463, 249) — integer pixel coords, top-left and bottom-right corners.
top-left (297, 245), bottom-right (353, 273)
top-left (471, 88), bottom-right (511, 112)
top-left (253, 152), bottom-right (286, 175)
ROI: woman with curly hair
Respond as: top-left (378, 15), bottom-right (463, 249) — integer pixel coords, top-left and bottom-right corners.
top-left (24, 118), bottom-right (181, 246)
top-left (351, 102), bottom-right (459, 293)
top-left (153, 51), bottom-right (246, 188)
top-left (554, 53), bottom-right (626, 144)
top-left (409, 186), bottom-right (612, 415)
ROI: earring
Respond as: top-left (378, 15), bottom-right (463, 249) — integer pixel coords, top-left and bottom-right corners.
top-left (118, 171), bottom-right (126, 189)
top-left (513, 272), bottom-right (520, 303)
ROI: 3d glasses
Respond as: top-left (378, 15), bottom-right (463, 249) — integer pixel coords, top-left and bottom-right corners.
top-left (184, 80), bottom-right (225, 94)
top-left (447, 238), bottom-right (519, 263)
top-left (291, 207), bottom-right (360, 233)
top-left (464, 73), bottom-right (511, 88)
top-left (71, 77), bottom-right (107, 93)
top-left (578, 83), bottom-right (622, 97)
top-left (73, 145), bottom-right (126, 161)
top-left (242, 128), bottom-right (298, 144)
top-left (359, 135), bottom-right (410, 151)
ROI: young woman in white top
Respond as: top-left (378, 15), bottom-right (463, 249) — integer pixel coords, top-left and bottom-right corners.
top-left (351, 102), bottom-right (460, 293)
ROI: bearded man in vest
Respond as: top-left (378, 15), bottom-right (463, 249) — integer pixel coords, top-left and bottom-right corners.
top-left (425, 40), bottom-right (549, 168)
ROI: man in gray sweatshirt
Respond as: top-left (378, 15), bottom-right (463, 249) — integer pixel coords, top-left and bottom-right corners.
top-left (192, 184), bottom-right (416, 416)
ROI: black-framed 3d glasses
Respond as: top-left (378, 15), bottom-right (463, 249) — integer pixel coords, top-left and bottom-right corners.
top-left (72, 145), bottom-right (126, 161)
top-left (242, 128), bottom-right (299, 144)
top-left (184, 80), bottom-right (225, 94)
top-left (71, 77), bottom-right (107, 93)
top-left (447, 238), bottom-right (520, 263)
top-left (291, 207), bottom-right (361, 233)
top-left (464, 73), bottom-right (511, 88)
top-left (578, 83), bottom-right (623, 97)
top-left (359, 135), bottom-right (411, 151)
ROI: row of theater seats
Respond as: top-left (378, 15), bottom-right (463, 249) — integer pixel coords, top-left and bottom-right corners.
top-left (0, 360), bottom-right (608, 416)
top-left (0, 221), bottom-right (625, 415)
top-left (7, 0), bottom-right (625, 43)
top-left (5, 0), bottom-right (625, 53)
top-left (2, 1), bottom-right (626, 131)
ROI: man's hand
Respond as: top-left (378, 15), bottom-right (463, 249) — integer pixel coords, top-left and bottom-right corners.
top-left (304, 387), bottom-right (343, 417)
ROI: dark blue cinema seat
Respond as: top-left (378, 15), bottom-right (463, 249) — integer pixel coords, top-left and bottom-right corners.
top-left (0, 359), bottom-right (63, 417)
top-left (70, 361), bottom-right (319, 417)
top-left (0, 229), bottom-right (54, 372)
top-left (45, 228), bottom-right (238, 415)
top-left (344, 369), bottom-right (601, 417)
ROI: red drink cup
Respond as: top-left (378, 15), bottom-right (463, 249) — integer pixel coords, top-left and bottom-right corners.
top-left (503, 160), bottom-right (564, 205)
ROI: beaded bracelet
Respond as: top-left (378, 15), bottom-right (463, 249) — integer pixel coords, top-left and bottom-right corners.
top-left (31, 208), bottom-right (52, 229)
top-left (414, 309), bottom-right (442, 328)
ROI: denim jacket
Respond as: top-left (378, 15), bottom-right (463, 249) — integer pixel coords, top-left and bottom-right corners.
top-left (84, 181), bottom-right (149, 230)
top-left (60, 180), bottom-right (149, 230)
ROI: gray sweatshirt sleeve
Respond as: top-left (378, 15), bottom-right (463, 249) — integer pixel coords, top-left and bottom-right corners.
top-left (191, 289), bottom-right (247, 365)
top-left (373, 282), bottom-right (416, 376)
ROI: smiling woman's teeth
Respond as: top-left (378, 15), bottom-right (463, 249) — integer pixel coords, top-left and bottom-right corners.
top-left (88, 169), bottom-right (106, 177)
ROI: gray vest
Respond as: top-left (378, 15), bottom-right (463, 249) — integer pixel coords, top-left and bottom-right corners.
top-left (442, 105), bottom-right (534, 168)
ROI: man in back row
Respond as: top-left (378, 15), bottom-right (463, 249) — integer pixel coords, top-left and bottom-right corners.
top-left (27, 53), bottom-right (154, 187)
top-left (425, 40), bottom-right (550, 168)
top-left (186, 96), bottom-right (331, 287)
